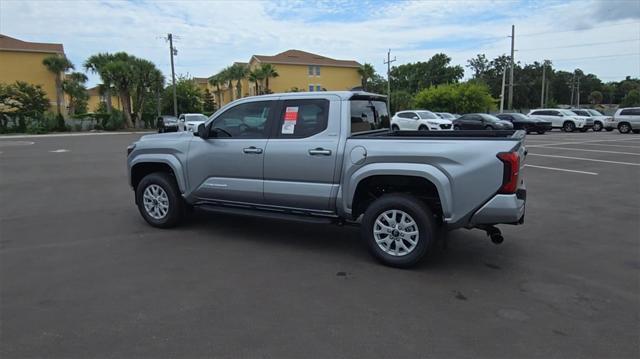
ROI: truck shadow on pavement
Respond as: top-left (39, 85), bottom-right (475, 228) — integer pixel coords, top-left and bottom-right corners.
top-left (170, 209), bottom-right (521, 272)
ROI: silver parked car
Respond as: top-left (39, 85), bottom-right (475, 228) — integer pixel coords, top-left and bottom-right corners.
top-left (127, 91), bottom-right (526, 267)
top-left (611, 107), bottom-right (640, 134)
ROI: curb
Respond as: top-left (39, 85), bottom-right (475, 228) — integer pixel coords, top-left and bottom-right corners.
top-left (0, 131), bottom-right (154, 140)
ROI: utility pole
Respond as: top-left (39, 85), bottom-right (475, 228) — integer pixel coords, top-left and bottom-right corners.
top-left (540, 60), bottom-right (547, 108)
top-left (384, 49), bottom-right (396, 114)
top-left (576, 75), bottom-right (580, 108)
top-left (499, 68), bottom-right (507, 113)
top-left (166, 33), bottom-right (178, 117)
top-left (508, 25), bottom-right (515, 110)
top-left (569, 72), bottom-right (575, 107)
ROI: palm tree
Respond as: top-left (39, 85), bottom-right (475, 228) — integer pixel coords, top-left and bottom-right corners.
top-left (42, 55), bottom-right (74, 115)
top-left (208, 74), bottom-right (223, 107)
top-left (259, 63), bottom-right (279, 93)
top-left (84, 53), bottom-right (115, 114)
top-left (358, 63), bottom-right (376, 91)
top-left (103, 52), bottom-right (136, 128)
top-left (248, 68), bottom-right (264, 95)
top-left (62, 72), bottom-right (88, 116)
top-left (219, 67), bottom-right (234, 102)
top-left (227, 63), bottom-right (248, 100)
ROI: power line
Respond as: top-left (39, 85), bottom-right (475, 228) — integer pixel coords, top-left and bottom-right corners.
top-left (518, 20), bottom-right (640, 38)
top-left (552, 52), bottom-right (640, 62)
top-left (518, 38), bottom-right (640, 52)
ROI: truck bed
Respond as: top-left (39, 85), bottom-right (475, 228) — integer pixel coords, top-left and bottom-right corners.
top-left (351, 129), bottom-right (526, 140)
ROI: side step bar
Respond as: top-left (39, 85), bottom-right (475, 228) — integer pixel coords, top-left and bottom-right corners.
top-left (196, 204), bottom-right (337, 224)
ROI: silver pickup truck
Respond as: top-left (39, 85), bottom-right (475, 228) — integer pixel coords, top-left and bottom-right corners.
top-left (127, 91), bottom-right (526, 267)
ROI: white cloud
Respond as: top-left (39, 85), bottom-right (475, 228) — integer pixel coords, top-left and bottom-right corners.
top-left (0, 0), bottom-right (637, 87)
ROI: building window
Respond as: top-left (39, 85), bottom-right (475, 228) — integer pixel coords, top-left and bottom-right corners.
top-left (315, 66), bottom-right (320, 76)
top-left (308, 65), bottom-right (314, 76)
top-left (308, 84), bottom-right (315, 92)
top-left (308, 65), bottom-right (320, 76)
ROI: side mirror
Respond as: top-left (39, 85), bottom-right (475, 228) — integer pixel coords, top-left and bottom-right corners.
top-left (412, 116), bottom-right (419, 120)
top-left (197, 123), bottom-right (208, 138)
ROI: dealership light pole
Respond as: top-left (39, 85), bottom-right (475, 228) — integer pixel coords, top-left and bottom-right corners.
top-left (499, 68), bottom-right (506, 113)
top-left (384, 49), bottom-right (396, 113)
top-left (540, 60), bottom-right (547, 108)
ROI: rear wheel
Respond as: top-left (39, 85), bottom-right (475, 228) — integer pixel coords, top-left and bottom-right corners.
top-left (537, 130), bottom-right (546, 134)
top-left (391, 124), bottom-right (400, 131)
top-left (136, 172), bottom-right (185, 228)
top-left (563, 121), bottom-right (576, 132)
top-left (454, 125), bottom-right (461, 131)
top-left (418, 125), bottom-right (428, 131)
top-left (618, 122), bottom-right (632, 134)
top-left (593, 122), bottom-right (603, 131)
top-left (361, 193), bottom-right (436, 268)
top-left (485, 125), bottom-right (494, 130)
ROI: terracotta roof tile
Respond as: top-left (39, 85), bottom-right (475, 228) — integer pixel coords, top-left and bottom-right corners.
top-left (253, 49), bottom-right (360, 68)
top-left (0, 34), bottom-right (64, 54)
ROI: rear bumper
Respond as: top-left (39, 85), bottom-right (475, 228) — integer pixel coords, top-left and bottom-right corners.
top-left (469, 190), bottom-right (526, 225)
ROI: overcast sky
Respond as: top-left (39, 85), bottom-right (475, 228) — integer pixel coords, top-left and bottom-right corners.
top-left (1, 0), bottom-right (639, 87)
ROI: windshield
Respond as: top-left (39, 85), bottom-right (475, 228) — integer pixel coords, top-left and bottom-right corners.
top-left (350, 99), bottom-right (389, 134)
top-left (510, 113), bottom-right (528, 120)
top-left (438, 112), bottom-right (455, 119)
top-left (417, 111), bottom-right (439, 119)
top-left (587, 109), bottom-right (603, 116)
top-left (480, 114), bottom-right (502, 122)
top-left (185, 114), bottom-right (208, 122)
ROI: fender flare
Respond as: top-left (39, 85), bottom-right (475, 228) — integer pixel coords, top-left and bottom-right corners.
top-left (345, 163), bottom-right (453, 221)
top-left (129, 154), bottom-right (186, 193)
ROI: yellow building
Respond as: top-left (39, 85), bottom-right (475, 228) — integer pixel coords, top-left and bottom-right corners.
top-left (86, 85), bottom-right (122, 112)
top-left (209, 50), bottom-right (362, 107)
top-left (0, 34), bottom-right (66, 113)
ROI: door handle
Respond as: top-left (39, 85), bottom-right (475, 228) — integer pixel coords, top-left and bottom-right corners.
top-left (308, 148), bottom-right (332, 156)
top-left (243, 146), bottom-right (263, 154)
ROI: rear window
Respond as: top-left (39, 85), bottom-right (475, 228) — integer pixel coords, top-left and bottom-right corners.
top-left (350, 99), bottom-right (389, 134)
top-left (620, 108), bottom-right (640, 116)
top-left (572, 110), bottom-right (589, 116)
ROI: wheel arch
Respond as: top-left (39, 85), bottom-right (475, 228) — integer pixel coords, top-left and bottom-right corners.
top-left (346, 163), bottom-right (452, 221)
top-left (129, 155), bottom-right (186, 193)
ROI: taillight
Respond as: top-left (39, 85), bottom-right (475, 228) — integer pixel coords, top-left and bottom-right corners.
top-left (497, 152), bottom-right (519, 194)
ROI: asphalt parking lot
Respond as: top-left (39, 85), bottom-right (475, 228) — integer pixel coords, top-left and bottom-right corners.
top-left (1, 130), bottom-right (639, 358)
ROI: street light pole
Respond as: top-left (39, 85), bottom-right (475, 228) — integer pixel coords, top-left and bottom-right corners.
top-left (167, 33), bottom-right (178, 117)
top-left (508, 25), bottom-right (515, 110)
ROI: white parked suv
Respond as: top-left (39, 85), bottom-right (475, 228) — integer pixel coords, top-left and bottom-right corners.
top-left (179, 113), bottom-right (209, 132)
top-left (570, 109), bottom-right (612, 132)
top-left (611, 107), bottom-right (640, 134)
top-left (391, 110), bottom-right (453, 131)
top-left (527, 109), bottom-right (593, 132)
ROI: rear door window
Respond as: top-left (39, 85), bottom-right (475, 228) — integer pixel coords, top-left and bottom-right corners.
top-left (350, 99), bottom-right (389, 134)
top-left (620, 109), bottom-right (640, 116)
top-left (275, 99), bottom-right (329, 138)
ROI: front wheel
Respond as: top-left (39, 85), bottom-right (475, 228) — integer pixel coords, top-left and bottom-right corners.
top-left (453, 125), bottom-right (461, 131)
top-left (485, 125), bottom-right (494, 130)
top-left (593, 122), bottom-right (603, 132)
top-left (391, 124), bottom-right (400, 131)
top-left (361, 193), bottom-right (436, 268)
top-left (563, 121), bottom-right (576, 132)
top-left (136, 172), bottom-right (185, 228)
top-left (418, 125), bottom-right (428, 131)
top-left (618, 123), bottom-right (632, 134)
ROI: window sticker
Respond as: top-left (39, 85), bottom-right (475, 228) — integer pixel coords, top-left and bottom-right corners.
top-left (282, 106), bottom-right (298, 134)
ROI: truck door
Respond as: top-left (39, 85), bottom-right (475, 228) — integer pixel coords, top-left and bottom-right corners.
top-left (263, 97), bottom-right (340, 212)
top-left (187, 100), bottom-right (275, 204)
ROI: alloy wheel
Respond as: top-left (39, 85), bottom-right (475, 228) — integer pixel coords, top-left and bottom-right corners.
top-left (143, 184), bottom-right (170, 219)
top-left (373, 210), bottom-right (419, 257)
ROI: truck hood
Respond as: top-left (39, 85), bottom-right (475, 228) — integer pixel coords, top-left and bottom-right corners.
top-left (139, 131), bottom-right (193, 142)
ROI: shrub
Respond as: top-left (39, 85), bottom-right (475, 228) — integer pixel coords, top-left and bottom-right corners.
top-left (413, 82), bottom-right (495, 114)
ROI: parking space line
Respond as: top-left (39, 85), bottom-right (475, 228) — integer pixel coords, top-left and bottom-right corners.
top-left (531, 146), bottom-right (640, 156)
top-left (574, 143), bottom-right (640, 149)
top-left (527, 138), bottom-right (640, 148)
top-left (528, 153), bottom-right (640, 166)
top-left (524, 164), bottom-right (598, 175)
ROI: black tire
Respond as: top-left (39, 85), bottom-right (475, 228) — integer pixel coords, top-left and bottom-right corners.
top-left (158, 128), bottom-right (164, 133)
top-left (391, 124), bottom-right (400, 131)
top-left (453, 125), bottom-right (461, 131)
top-left (136, 172), bottom-right (185, 228)
top-left (418, 125), bottom-right (428, 131)
top-left (633, 130), bottom-right (640, 134)
top-left (593, 122), bottom-right (603, 132)
top-left (605, 128), bottom-right (614, 132)
top-left (563, 121), bottom-right (576, 132)
top-left (537, 130), bottom-right (546, 135)
top-left (485, 125), bottom-right (494, 130)
top-left (361, 193), bottom-right (436, 268)
top-left (618, 122), bottom-right (632, 134)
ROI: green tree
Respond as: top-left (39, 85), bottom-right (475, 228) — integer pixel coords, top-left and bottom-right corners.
top-left (248, 68), bottom-right (264, 95)
top-left (259, 63), bottom-right (279, 93)
top-left (390, 90), bottom-right (413, 114)
top-left (62, 72), bottom-right (89, 115)
top-left (358, 63), bottom-right (376, 91)
top-left (131, 58), bottom-right (164, 126)
top-left (0, 82), bottom-right (50, 132)
top-left (621, 89), bottom-right (640, 107)
top-left (390, 53), bottom-right (464, 94)
top-left (466, 54), bottom-right (490, 80)
top-left (161, 77), bottom-right (203, 114)
top-left (208, 74), bottom-right (224, 106)
top-left (203, 88), bottom-right (216, 112)
top-left (102, 52), bottom-right (137, 127)
top-left (413, 82), bottom-right (495, 113)
top-left (226, 63), bottom-right (248, 100)
top-left (84, 53), bottom-right (115, 114)
top-left (589, 90), bottom-right (603, 104)
top-left (42, 55), bottom-right (74, 115)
